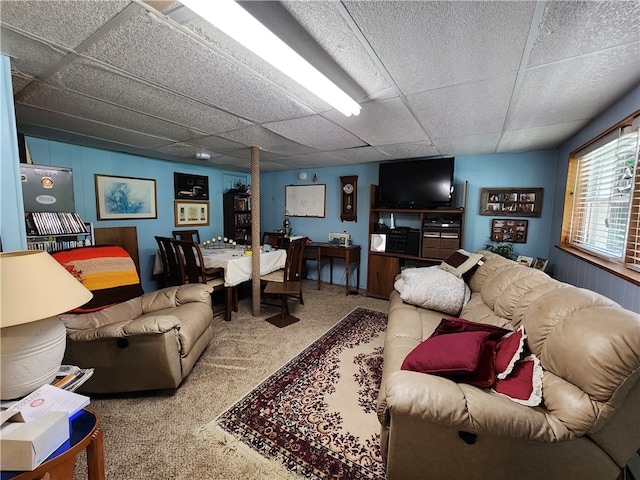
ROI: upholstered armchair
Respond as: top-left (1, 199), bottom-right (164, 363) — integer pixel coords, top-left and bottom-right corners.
top-left (52, 245), bottom-right (213, 394)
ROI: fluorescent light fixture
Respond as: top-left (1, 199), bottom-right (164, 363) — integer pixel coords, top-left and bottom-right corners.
top-left (181, 0), bottom-right (361, 117)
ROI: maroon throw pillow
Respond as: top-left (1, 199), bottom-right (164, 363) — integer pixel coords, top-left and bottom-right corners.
top-left (457, 339), bottom-right (497, 388)
top-left (432, 317), bottom-right (510, 340)
top-left (493, 354), bottom-right (543, 406)
top-left (495, 326), bottom-right (526, 380)
top-left (401, 331), bottom-right (493, 376)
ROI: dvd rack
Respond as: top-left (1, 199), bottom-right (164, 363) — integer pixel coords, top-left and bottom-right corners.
top-left (26, 212), bottom-right (93, 253)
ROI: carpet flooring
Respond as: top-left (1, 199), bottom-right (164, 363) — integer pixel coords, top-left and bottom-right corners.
top-left (203, 307), bottom-right (387, 479)
top-left (71, 281), bottom-right (389, 480)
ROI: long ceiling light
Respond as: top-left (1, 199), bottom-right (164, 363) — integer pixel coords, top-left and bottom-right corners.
top-left (181, 0), bottom-right (361, 117)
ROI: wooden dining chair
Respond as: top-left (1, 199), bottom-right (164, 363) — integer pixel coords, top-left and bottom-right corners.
top-left (261, 231), bottom-right (284, 248)
top-left (172, 239), bottom-right (237, 315)
top-left (263, 237), bottom-right (308, 327)
top-left (172, 229), bottom-right (201, 244)
top-left (260, 236), bottom-right (305, 305)
top-left (155, 236), bottom-right (182, 287)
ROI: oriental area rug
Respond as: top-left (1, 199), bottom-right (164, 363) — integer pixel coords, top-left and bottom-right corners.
top-left (198, 307), bottom-right (388, 479)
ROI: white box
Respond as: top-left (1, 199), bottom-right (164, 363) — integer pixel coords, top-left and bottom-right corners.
top-left (1, 410), bottom-right (69, 471)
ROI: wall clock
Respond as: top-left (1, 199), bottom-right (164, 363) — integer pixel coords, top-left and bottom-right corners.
top-left (340, 175), bottom-right (358, 222)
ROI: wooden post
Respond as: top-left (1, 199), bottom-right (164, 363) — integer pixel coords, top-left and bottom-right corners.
top-left (251, 146), bottom-right (261, 317)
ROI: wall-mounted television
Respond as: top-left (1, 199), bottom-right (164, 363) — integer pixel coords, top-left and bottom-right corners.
top-left (377, 157), bottom-right (455, 209)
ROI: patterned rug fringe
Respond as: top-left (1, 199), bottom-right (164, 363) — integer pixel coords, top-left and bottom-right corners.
top-left (196, 423), bottom-right (305, 480)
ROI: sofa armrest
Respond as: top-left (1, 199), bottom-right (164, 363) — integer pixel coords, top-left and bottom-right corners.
top-left (68, 315), bottom-right (180, 342)
top-left (141, 284), bottom-right (213, 312)
top-left (383, 370), bottom-right (570, 443)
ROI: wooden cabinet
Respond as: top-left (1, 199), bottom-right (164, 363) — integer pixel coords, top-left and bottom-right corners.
top-left (366, 184), bottom-right (467, 299)
top-left (223, 190), bottom-right (251, 245)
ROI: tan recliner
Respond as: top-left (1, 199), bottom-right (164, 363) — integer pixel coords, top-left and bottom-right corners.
top-left (378, 251), bottom-right (640, 480)
top-left (52, 245), bottom-right (214, 394)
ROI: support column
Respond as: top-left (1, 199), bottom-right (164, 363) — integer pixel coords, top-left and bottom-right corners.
top-left (251, 146), bottom-right (261, 317)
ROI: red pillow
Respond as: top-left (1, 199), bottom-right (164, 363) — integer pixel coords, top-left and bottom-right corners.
top-left (401, 331), bottom-right (492, 376)
top-left (493, 354), bottom-right (543, 406)
top-left (432, 317), bottom-right (510, 340)
top-left (495, 326), bottom-right (526, 380)
top-left (457, 339), bottom-right (497, 388)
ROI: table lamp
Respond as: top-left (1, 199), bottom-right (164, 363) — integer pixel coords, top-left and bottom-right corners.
top-left (1, 250), bottom-right (93, 400)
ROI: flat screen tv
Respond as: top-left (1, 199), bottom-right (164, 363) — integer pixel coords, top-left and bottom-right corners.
top-left (377, 157), bottom-right (455, 209)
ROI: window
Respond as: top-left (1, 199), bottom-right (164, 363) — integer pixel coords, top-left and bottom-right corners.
top-left (562, 111), bottom-right (640, 277)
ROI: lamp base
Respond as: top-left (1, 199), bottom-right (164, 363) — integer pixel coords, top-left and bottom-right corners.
top-left (1, 316), bottom-right (66, 400)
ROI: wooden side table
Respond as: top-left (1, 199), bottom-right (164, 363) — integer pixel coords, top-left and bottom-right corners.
top-left (1, 409), bottom-right (105, 480)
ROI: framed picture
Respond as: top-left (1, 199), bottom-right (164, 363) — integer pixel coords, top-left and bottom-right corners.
top-left (174, 200), bottom-right (209, 227)
top-left (480, 188), bottom-right (543, 217)
top-left (490, 219), bottom-right (528, 243)
top-left (516, 255), bottom-right (534, 267)
top-left (95, 174), bottom-right (157, 220)
top-left (174, 172), bottom-right (209, 200)
top-left (533, 257), bottom-right (549, 272)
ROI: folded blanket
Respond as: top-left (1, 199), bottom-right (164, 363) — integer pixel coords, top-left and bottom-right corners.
top-left (394, 266), bottom-right (470, 315)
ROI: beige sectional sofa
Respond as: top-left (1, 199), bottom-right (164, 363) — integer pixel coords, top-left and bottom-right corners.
top-left (377, 251), bottom-right (640, 480)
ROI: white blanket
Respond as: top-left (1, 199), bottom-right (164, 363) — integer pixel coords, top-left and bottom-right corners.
top-left (394, 266), bottom-right (470, 316)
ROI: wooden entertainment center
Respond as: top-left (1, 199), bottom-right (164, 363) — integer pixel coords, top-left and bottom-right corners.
top-left (366, 183), bottom-right (467, 299)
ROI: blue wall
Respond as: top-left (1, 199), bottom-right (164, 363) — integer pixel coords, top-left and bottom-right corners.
top-left (261, 150), bottom-right (558, 288)
top-left (20, 137), bottom-right (249, 292)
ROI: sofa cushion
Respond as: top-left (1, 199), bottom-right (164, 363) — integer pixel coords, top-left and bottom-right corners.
top-left (52, 245), bottom-right (143, 312)
top-left (493, 354), bottom-right (543, 406)
top-left (496, 326), bottom-right (526, 379)
top-left (438, 249), bottom-right (484, 278)
top-left (401, 330), bottom-right (492, 376)
top-left (394, 266), bottom-right (470, 316)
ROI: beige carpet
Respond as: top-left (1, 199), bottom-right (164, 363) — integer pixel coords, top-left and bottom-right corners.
top-left (72, 281), bottom-right (389, 480)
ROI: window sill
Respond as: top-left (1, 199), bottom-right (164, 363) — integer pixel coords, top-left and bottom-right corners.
top-left (555, 245), bottom-right (640, 287)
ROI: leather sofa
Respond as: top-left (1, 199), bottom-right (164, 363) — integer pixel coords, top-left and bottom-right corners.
top-left (377, 251), bottom-right (640, 480)
top-left (52, 245), bottom-right (214, 394)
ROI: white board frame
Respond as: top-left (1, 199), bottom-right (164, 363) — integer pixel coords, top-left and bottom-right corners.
top-left (285, 184), bottom-right (326, 217)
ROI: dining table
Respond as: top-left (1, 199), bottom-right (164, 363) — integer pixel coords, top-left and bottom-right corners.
top-left (154, 246), bottom-right (287, 321)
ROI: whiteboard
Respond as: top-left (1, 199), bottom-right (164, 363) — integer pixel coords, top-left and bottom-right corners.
top-left (285, 184), bottom-right (326, 217)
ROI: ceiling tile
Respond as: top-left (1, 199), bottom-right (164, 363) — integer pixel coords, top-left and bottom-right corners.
top-left (0, 29), bottom-right (67, 78)
top-left (321, 97), bottom-right (428, 146)
top-left (263, 115), bottom-right (366, 151)
top-left (331, 146), bottom-right (393, 164)
top-left (528, 1), bottom-right (640, 67)
top-left (219, 126), bottom-right (319, 157)
top-left (16, 104), bottom-right (175, 149)
top-left (280, 0), bottom-right (393, 99)
top-left (46, 58), bottom-right (253, 135)
top-left (407, 74), bottom-right (516, 138)
top-left (343, 1), bottom-right (536, 94)
top-left (509, 43), bottom-right (640, 129)
top-left (82, 7), bottom-right (314, 122)
top-left (19, 82), bottom-right (201, 142)
top-left (0, 1), bottom-right (129, 50)
top-left (375, 141), bottom-right (439, 159)
top-left (432, 133), bottom-right (501, 157)
top-left (497, 121), bottom-right (586, 153)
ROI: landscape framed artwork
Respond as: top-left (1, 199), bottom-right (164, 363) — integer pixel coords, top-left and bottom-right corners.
top-left (174, 172), bottom-right (209, 200)
top-left (490, 219), bottom-right (528, 243)
top-left (174, 200), bottom-right (209, 227)
top-left (480, 188), bottom-right (543, 217)
top-left (95, 174), bottom-right (157, 220)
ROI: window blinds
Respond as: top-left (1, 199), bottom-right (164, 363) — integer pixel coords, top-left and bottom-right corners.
top-left (570, 126), bottom-right (639, 263)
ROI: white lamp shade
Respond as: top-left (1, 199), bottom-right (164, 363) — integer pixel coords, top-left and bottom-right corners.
top-left (1, 250), bottom-right (93, 328)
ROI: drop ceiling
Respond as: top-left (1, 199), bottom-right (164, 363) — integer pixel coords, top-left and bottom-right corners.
top-left (1, 0), bottom-right (639, 172)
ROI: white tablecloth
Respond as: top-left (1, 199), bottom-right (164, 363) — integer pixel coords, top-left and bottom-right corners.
top-left (154, 247), bottom-right (287, 287)
top-left (201, 248), bottom-right (287, 287)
